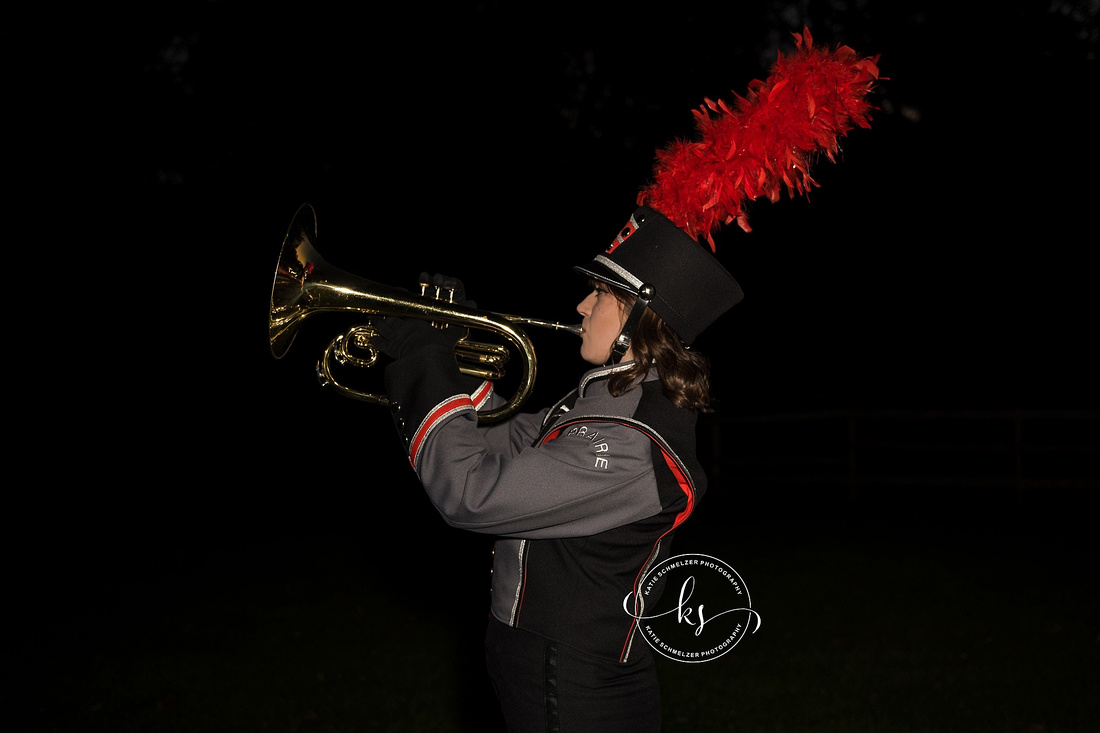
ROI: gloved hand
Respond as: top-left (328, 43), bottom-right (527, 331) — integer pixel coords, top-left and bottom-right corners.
top-left (374, 316), bottom-right (465, 360)
top-left (380, 274), bottom-right (487, 445)
top-left (374, 273), bottom-right (474, 360)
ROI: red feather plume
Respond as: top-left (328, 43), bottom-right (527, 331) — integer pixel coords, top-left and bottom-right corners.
top-left (637, 27), bottom-right (882, 251)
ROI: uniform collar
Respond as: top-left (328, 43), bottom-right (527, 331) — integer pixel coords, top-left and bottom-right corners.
top-left (576, 361), bottom-right (659, 398)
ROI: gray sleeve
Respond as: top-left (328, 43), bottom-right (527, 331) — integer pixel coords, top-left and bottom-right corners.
top-left (477, 400), bottom-right (550, 458)
top-left (416, 411), bottom-right (663, 539)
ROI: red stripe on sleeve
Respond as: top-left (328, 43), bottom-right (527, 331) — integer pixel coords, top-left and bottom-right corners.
top-left (409, 396), bottom-right (475, 468)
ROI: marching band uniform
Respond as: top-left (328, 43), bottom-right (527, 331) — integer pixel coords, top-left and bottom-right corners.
top-left (372, 28), bottom-right (879, 732)
top-left (380, 207), bottom-right (742, 731)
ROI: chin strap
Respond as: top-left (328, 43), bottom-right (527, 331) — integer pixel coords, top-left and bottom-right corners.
top-left (609, 283), bottom-right (655, 364)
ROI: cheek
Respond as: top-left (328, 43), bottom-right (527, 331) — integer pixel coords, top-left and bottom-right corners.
top-left (600, 300), bottom-right (627, 332)
top-left (591, 304), bottom-right (614, 335)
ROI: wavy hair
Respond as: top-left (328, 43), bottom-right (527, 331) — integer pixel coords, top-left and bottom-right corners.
top-left (605, 286), bottom-right (715, 412)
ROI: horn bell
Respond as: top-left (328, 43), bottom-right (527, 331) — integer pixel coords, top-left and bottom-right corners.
top-left (270, 203), bottom-right (401, 359)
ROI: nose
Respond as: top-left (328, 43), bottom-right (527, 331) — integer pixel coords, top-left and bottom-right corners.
top-left (577, 290), bottom-right (595, 317)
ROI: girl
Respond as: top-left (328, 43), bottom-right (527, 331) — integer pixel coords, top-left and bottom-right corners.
top-left (378, 205), bottom-right (742, 732)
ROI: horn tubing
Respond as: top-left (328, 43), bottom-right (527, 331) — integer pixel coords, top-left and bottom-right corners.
top-left (269, 203), bottom-right (579, 424)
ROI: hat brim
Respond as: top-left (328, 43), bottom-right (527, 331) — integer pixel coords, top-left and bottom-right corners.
top-left (572, 262), bottom-right (638, 294)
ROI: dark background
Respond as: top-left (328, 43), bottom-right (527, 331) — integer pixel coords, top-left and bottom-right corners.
top-left (110, 0), bottom-right (1097, 537)
top-left (125, 0), bottom-right (1098, 407)
top-left (19, 1), bottom-right (1098, 730)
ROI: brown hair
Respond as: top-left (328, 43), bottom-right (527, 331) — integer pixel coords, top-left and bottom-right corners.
top-left (605, 286), bottom-right (715, 412)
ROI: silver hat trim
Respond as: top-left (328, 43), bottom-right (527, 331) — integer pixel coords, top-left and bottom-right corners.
top-left (591, 255), bottom-right (644, 290)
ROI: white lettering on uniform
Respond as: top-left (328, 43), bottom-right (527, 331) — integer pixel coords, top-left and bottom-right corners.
top-left (565, 423), bottom-right (614, 469)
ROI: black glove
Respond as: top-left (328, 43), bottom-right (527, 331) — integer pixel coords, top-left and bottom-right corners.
top-left (372, 273), bottom-right (475, 360)
top-left (379, 274), bottom-right (486, 448)
top-left (374, 316), bottom-right (465, 360)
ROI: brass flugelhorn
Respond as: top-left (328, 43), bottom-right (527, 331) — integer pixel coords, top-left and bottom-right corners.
top-left (269, 203), bottom-right (581, 423)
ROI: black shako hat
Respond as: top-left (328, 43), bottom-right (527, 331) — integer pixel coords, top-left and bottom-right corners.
top-left (572, 29), bottom-right (879, 358)
top-left (574, 206), bottom-right (743, 346)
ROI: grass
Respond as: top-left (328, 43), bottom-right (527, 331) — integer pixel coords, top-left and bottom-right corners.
top-left (655, 546), bottom-right (1097, 732)
top-left (21, 488), bottom-right (1098, 732)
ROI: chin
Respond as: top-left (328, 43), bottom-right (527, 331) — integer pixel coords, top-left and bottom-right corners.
top-left (581, 351), bottom-right (609, 366)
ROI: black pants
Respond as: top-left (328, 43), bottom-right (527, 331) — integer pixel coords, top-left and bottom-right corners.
top-left (485, 617), bottom-right (661, 733)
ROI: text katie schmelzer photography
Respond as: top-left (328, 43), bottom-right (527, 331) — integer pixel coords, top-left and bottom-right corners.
top-left (624, 553), bottom-right (762, 663)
